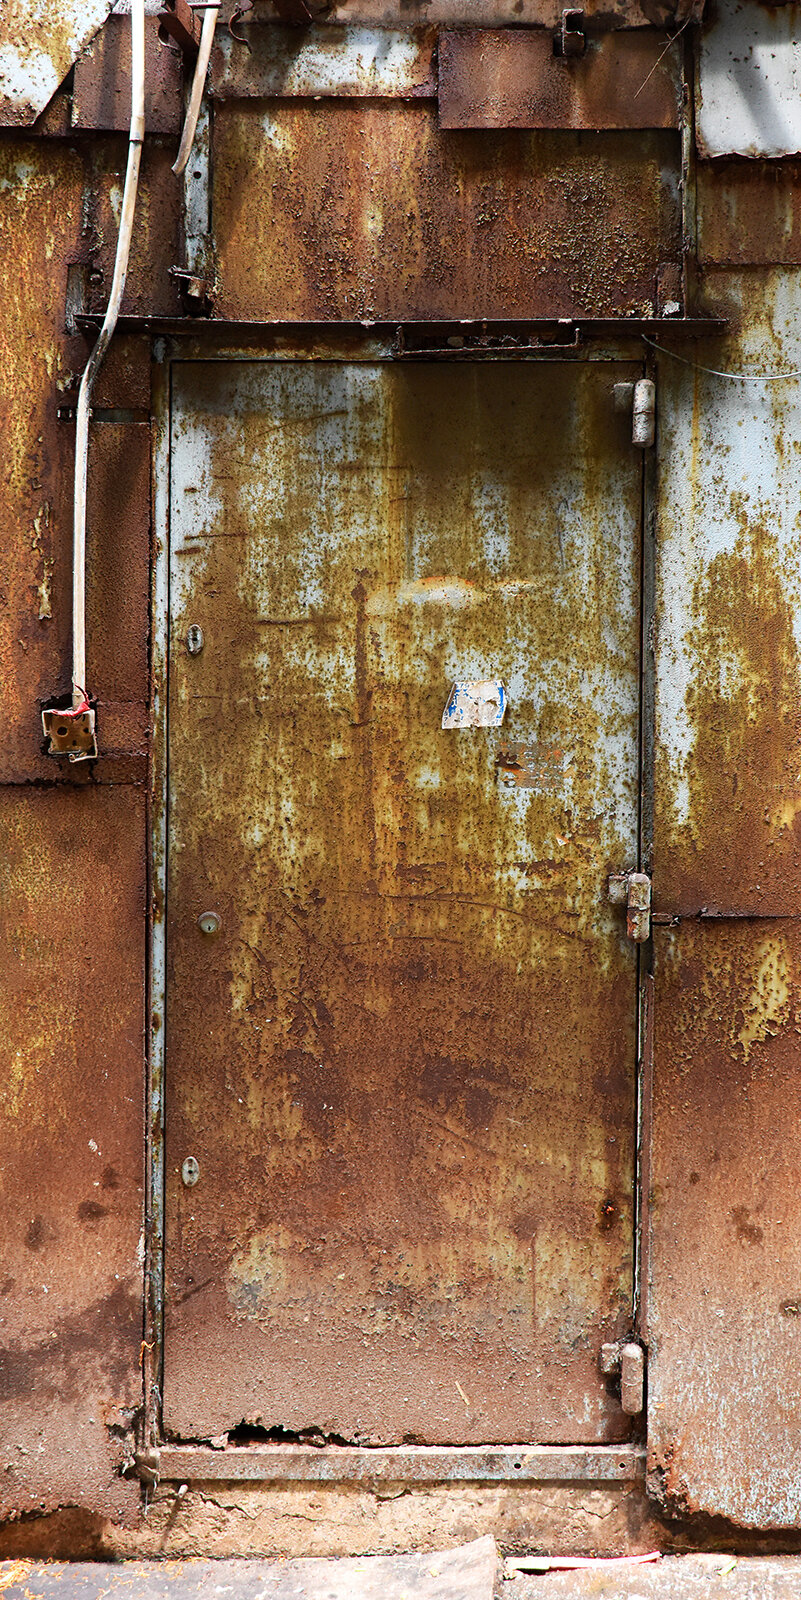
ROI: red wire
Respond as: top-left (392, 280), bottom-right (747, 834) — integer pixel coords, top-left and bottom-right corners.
top-left (64, 688), bottom-right (91, 718)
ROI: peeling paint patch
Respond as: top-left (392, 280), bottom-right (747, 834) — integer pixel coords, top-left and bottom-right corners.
top-left (442, 680), bottom-right (507, 729)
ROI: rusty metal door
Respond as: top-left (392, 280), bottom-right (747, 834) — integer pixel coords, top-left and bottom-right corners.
top-left (163, 358), bottom-right (643, 1444)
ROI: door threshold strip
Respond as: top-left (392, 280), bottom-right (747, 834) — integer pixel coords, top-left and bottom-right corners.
top-left (151, 1443), bottom-right (644, 1485)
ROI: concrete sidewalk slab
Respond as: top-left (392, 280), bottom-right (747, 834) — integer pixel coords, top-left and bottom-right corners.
top-left (0, 1537), bottom-right (498, 1599)
top-left (503, 1554), bottom-right (801, 1598)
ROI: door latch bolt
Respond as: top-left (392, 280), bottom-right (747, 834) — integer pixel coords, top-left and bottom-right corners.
top-left (608, 871), bottom-right (651, 942)
top-left (600, 1340), bottom-right (646, 1415)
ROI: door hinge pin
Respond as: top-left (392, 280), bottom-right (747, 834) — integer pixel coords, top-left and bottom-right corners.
top-left (632, 378), bottom-right (656, 448)
top-left (613, 377), bottom-right (656, 448)
top-left (608, 871), bottom-right (652, 942)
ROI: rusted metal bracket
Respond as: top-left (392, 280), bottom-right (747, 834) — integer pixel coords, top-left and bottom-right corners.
top-left (158, 0), bottom-right (201, 56)
top-left (609, 871), bottom-right (652, 943)
top-left (170, 265), bottom-right (214, 315)
top-left (600, 1342), bottom-right (646, 1416)
top-left (557, 8), bottom-right (585, 57)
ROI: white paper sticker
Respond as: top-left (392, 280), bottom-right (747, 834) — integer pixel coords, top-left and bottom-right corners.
top-left (441, 680), bottom-right (507, 729)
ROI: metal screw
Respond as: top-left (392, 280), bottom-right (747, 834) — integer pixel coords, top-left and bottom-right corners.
top-left (181, 1156), bottom-right (200, 1187)
top-left (197, 910), bottom-right (221, 936)
top-left (185, 623), bottom-right (204, 655)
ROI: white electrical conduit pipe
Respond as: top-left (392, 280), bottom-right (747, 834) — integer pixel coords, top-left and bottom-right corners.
top-left (172, 4), bottom-right (219, 177)
top-left (71, 0), bottom-right (146, 714)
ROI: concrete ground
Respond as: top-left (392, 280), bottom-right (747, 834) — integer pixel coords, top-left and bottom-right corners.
top-left (7, 1547), bottom-right (801, 1598)
top-left (502, 1554), bottom-right (801, 1597)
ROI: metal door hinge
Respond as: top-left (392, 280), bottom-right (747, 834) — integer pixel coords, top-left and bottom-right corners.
top-left (608, 871), bottom-right (651, 942)
top-left (613, 377), bottom-right (656, 448)
top-left (600, 1341), bottom-right (646, 1416)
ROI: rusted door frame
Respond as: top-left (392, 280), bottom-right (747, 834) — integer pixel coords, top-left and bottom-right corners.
top-left (145, 331), bottom-right (656, 1485)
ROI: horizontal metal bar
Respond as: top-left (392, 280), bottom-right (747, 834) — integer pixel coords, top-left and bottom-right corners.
top-left (155, 1443), bottom-right (645, 1484)
top-left (76, 314), bottom-right (726, 342)
top-left (653, 910), bottom-right (801, 924)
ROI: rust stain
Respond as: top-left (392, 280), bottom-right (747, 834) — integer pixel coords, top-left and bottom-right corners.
top-left (320, 1), bottom-right (679, 24)
top-left (88, 140), bottom-right (182, 318)
top-left (0, 136), bottom-right (173, 785)
top-left (163, 358), bottom-right (642, 1445)
top-left (211, 24), bottom-right (438, 101)
top-left (212, 102), bottom-right (680, 322)
top-left (648, 920), bottom-right (801, 1527)
top-left (653, 269), bottom-right (801, 920)
top-left (0, 140), bottom-right (85, 783)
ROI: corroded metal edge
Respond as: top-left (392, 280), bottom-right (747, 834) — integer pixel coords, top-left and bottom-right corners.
top-left (144, 344), bottom-right (171, 1448)
top-left (155, 1444), bottom-right (645, 1483)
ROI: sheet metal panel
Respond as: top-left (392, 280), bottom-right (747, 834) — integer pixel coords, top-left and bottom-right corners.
top-left (698, 162), bottom-right (801, 267)
top-left (0, 140), bottom-right (163, 786)
top-left (212, 103), bottom-right (680, 321)
top-left (0, 787), bottom-right (145, 1521)
top-left (87, 140), bottom-right (182, 319)
top-left (0, 140), bottom-right (82, 782)
top-left (697, 0), bottom-right (801, 160)
top-left (164, 358), bottom-right (641, 1444)
top-left (652, 270), bottom-right (801, 916)
top-left (211, 25), bottom-right (436, 100)
top-left (72, 14), bottom-right (182, 134)
top-left (438, 31), bottom-right (680, 131)
top-left (648, 921), bottom-right (801, 1528)
top-left (0, 0), bottom-right (113, 126)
